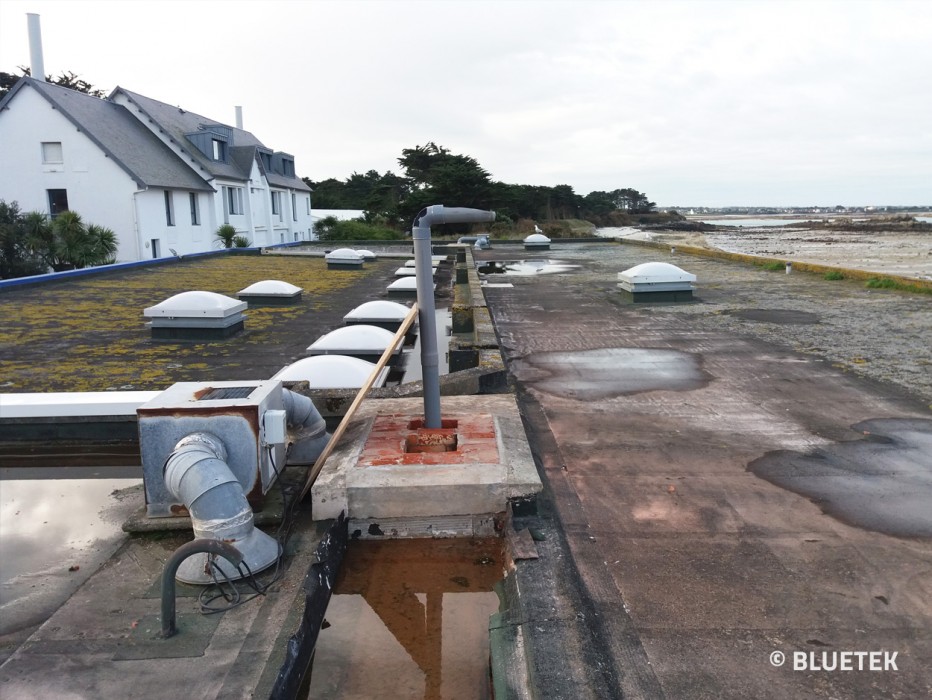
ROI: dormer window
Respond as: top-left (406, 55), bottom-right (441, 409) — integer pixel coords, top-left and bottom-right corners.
top-left (259, 151), bottom-right (273, 171)
top-left (283, 159), bottom-right (295, 177)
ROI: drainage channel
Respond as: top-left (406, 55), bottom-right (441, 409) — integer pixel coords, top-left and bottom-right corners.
top-left (305, 537), bottom-right (504, 699)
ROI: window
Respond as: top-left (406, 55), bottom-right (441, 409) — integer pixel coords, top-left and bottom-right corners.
top-left (47, 189), bottom-right (69, 217)
top-left (292, 193), bottom-right (297, 221)
top-left (42, 142), bottom-right (63, 164)
top-left (212, 139), bottom-right (226, 161)
top-left (283, 159), bottom-right (295, 177)
top-left (164, 191), bottom-right (175, 226)
top-left (189, 193), bottom-right (200, 225)
top-left (271, 191), bottom-right (281, 217)
top-left (224, 186), bottom-right (244, 215)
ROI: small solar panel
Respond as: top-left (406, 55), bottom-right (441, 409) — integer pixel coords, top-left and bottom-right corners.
top-left (198, 386), bottom-right (255, 401)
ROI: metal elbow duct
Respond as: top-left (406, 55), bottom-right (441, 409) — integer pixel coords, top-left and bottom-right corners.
top-left (282, 388), bottom-right (330, 465)
top-left (164, 432), bottom-right (280, 585)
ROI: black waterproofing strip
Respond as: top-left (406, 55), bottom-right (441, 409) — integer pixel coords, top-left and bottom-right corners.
top-left (269, 512), bottom-right (348, 699)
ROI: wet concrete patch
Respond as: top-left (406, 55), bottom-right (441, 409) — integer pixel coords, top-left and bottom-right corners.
top-left (513, 348), bottom-right (709, 400)
top-left (748, 418), bottom-right (932, 537)
top-left (728, 308), bottom-right (821, 324)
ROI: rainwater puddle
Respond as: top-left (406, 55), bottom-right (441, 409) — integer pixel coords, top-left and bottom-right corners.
top-left (306, 538), bottom-right (503, 699)
top-left (514, 347), bottom-right (709, 400)
top-left (748, 418), bottom-right (932, 537)
top-left (0, 472), bottom-right (140, 635)
top-left (478, 259), bottom-right (580, 276)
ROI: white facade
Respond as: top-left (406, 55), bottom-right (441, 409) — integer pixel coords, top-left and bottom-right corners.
top-left (0, 78), bottom-right (314, 262)
top-left (0, 86), bottom-right (143, 262)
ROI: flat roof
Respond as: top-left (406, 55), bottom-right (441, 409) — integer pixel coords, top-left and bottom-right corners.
top-left (0, 252), bottom-right (449, 393)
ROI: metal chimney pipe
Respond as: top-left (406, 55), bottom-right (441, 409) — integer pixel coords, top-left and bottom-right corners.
top-left (27, 14), bottom-right (46, 82)
top-left (235, 106), bottom-right (243, 130)
top-left (411, 205), bottom-right (495, 428)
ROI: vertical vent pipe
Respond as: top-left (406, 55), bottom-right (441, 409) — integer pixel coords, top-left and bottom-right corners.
top-left (411, 205), bottom-right (495, 428)
top-left (27, 14), bottom-right (45, 82)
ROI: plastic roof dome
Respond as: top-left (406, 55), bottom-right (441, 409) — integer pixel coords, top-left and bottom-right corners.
top-left (325, 248), bottom-right (363, 261)
top-left (272, 355), bottom-right (387, 388)
top-left (344, 300), bottom-right (410, 322)
top-left (524, 233), bottom-right (551, 244)
top-left (144, 291), bottom-right (246, 318)
top-left (387, 277), bottom-right (424, 291)
top-left (618, 262), bottom-right (696, 284)
top-left (355, 249), bottom-right (377, 259)
top-left (237, 280), bottom-right (302, 296)
top-left (307, 324), bottom-right (399, 354)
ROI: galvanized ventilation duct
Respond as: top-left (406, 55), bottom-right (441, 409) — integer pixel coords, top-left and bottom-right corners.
top-left (281, 388), bottom-right (330, 464)
top-left (164, 432), bottom-right (279, 585)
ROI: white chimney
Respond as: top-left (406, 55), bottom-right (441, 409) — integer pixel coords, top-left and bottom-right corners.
top-left (27, 13), bottom-right (46, 82)
top-left (235, 106), bottom-right (243, 130)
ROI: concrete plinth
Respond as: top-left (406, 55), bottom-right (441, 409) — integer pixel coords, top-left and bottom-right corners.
top-left (311, 395), bottom-right (541, 537)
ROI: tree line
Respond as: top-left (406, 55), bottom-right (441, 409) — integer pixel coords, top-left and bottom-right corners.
top-left (305, 142), bottom-right (664, 232)
top-left (0, 67), bottom-right (107, 100)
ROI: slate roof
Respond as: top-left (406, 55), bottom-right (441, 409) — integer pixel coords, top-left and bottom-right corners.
top-left (267, 171), bottom-right (312, 193)
top-left (2, 78), bottom-right (213, 192)
top-left (111, 88), bottom-right (311, 193)
top-left (112, 86), bottom-right (264, 183)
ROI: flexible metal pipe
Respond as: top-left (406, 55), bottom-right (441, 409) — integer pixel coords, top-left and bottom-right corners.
top-left (282, 388), bottom-right (330, 464)
top-left (163, 432), bottom-right (279, 584)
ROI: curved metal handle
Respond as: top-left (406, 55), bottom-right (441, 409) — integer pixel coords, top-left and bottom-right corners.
top-left (160, 538), bottom-right (243, 638)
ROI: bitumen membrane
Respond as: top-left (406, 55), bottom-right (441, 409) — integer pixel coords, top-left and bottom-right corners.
top-left (475, 241), bottom-right (932, 699)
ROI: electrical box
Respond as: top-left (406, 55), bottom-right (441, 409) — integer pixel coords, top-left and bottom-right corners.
top-left (263, 409), bottom-right (288, 445)
top-left (137, 380), bottom-right (287, 517)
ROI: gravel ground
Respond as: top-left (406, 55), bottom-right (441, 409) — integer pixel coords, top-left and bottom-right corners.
top-left (483, 241), bottom-right (932, 407)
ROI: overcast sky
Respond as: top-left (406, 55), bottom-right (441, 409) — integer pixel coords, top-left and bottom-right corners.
top-left (2, 0), bottom-right (929, 207)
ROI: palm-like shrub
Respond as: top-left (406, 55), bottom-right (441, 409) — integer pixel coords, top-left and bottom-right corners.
top-left (215, 224), bottom-right (237, 249)
top-left (23, 210), bottom-right (118, 271)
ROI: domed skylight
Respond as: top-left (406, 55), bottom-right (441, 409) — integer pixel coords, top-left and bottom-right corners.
top-left (325, 248), bottom-right (364, 263)
top-left (387, 277), bottom-right (427, 291)
top-left (307, 324), bottom-right (400, 355)
top-left (144, 291), bottom-right (246, 318)
top-left (344, 300), bottom-right (411, 323)
top-left (237, 280), bottom-right (302, 297)
top-left (273, 355), bottom-right (388, 388)
top-left (618, 262), bottom-right (696, 285)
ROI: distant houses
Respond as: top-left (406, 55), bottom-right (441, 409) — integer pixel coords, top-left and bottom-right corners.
top-left (0, 77), bottom-right (314, 262)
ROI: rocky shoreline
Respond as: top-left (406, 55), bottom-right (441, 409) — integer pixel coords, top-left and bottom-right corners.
top-left (598, 223), bottom-right (932, 281)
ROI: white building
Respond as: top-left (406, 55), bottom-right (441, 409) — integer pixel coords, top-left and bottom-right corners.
top-left (0, 77), bottom-right (313, 262)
